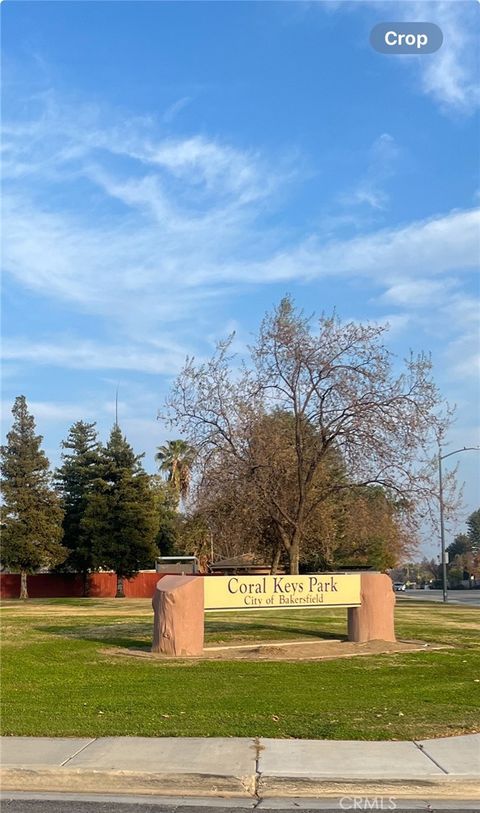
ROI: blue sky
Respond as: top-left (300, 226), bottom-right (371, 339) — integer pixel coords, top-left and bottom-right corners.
top-left (2, 1), bottom-right (479, 554)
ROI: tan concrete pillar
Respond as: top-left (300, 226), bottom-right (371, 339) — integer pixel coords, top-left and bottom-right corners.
top-left (152, 575), bottom-right (204, 656)
top-left (348, 572), bottom-right (396, 642)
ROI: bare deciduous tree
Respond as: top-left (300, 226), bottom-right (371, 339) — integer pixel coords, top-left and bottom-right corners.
top-left (164, 297), bottom-right (456, 574)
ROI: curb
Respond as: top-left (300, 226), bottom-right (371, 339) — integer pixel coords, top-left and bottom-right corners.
top-left (257, 776), bottom-right (480, 800)
top-left (0, 768), bottom-right (257, 798)
top-left (1, 768), bottom-right (479, 800)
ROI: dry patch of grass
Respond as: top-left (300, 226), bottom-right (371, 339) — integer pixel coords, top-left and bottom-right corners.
top-left (0, 598), bottom-right (153, 617)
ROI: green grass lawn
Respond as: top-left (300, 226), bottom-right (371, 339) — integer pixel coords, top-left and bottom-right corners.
top-left (1, 598), bottom-right (479, 740)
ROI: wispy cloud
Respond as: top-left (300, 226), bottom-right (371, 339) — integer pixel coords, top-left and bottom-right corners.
top-left (445, 330), bottom-right (480, 382)
top-left (379, 278), bottom-right (459, 308)
top-left (339, 133), bottom-right (400, 210)
top-left (162, 96), bottom-right (192, 124)
top-left (440, 292), bottom-right (480, 382)
top-left (320, 1), bottom-right (480, 115)
top-left (238, 208), bottom-right (479, 284)
top-left (405, 1), bottom-right (480, 114)
top-left (2, 94), bottom-right (478, 406)
top-left (2, 337), bottom-right (186, 375)
top-left (360, 1), bottom-right (480, 114)
top-left (2, 99), bottom-right (294, 343)
top-left (4, 180), bottom-right (478, 315)
top-left (11, 401), bottom-right (94, 423)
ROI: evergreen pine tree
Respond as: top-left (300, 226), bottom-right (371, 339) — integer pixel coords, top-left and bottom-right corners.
top-left (1, 396), bottom-right (66, 598)
top-left (55, 421), bottom-right (103, 594)
top-left (82, 425), bottom-right (159, 597)
top-left (150, 475), bottom-right (180, 555)
top-left (466, 509), bottom-right (480, 556)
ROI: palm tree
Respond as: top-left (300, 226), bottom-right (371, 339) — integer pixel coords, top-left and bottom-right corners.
top-left (155, 439), bottom-right (195, 504)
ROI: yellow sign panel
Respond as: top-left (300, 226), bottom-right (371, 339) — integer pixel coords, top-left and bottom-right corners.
top-left (204, 573), bottom-right (361, 611)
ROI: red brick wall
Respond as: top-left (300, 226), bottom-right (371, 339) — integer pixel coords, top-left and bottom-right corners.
top-left (0, 572), bottom-right (164, 599)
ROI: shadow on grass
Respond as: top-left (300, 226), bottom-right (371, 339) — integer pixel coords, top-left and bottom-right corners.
top-left (206, 620), bottom-right (345, 641)
top-left (35, 622), bottom-right (151, 650)
top-left (36, 618), bottom-right (346, 651)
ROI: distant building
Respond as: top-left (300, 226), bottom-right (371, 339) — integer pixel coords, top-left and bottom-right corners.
top-left (209, 553), bottom-right (284, 576)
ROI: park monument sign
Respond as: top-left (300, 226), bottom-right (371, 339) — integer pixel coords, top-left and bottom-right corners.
top-left (152, 571), bottom-right (395, 656)
top-left (204, 573), bottom-right (360, 610)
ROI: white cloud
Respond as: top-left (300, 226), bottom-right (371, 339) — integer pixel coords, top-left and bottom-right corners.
top-left (2, 338), bottom-right (186, 375)
top-left (305, 1), bottom-right (479, 114)
top-left (448, 338), bottom-right (480, 381)
top-left (362, 1), bottom-right (480, 114)
top-left (3, 99), bottom-right (278, 206)
top-left (1, 399), bottom-right (87, 423)
top-left (1, 100), bottom-right (295, 346)
top-left (144, 136), bottom-right (264, 202)
top-left (440, 292), bottom-right (480, 381)
top-left (237, 208), bottom-right (479, 284)
top-left (379, 313), bottom-right (412, 336)
top-left (442, 292), bottom-right (480, 327)
top-left (2, 96), bottom-right (479, 442)
top-left (340, 133), bottom-right (400, 210)
top-left (379, 278), bottom-right (458, 308)
top-left (4, 127), bottom-right (478, 305)
top-left (162, 96), bottom-right (192, 125)
top-left (406, 2), bottom-right (480, 113)
top-left (5, 96), bottom-right (476, 301)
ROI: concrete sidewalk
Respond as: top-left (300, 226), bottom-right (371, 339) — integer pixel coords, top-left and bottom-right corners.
top-left (1, 735), bottom-right (479, 800)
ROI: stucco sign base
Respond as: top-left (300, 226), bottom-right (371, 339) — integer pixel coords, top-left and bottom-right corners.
top-left (347, 572), bottom-right (396, 643)
top-left (152, 574), bottom-right (204, 656)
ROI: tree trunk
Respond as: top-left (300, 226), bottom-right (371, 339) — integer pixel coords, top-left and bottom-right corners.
top-left (82, 571), bottom-right (90, 598)
top-left (271, 543), bottom-right (282, 575)
top-left (289, 545), bottom-right (300, 575)
top-left (115, 574), bottom-right (125, 598)
top-left (19, 570), bottom-right (28, 600)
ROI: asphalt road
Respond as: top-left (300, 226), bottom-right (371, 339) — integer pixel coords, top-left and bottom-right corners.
top-left (2, 800), bottom-right (479, 813)
top-left (397, 589), bottom-right (480, 606)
